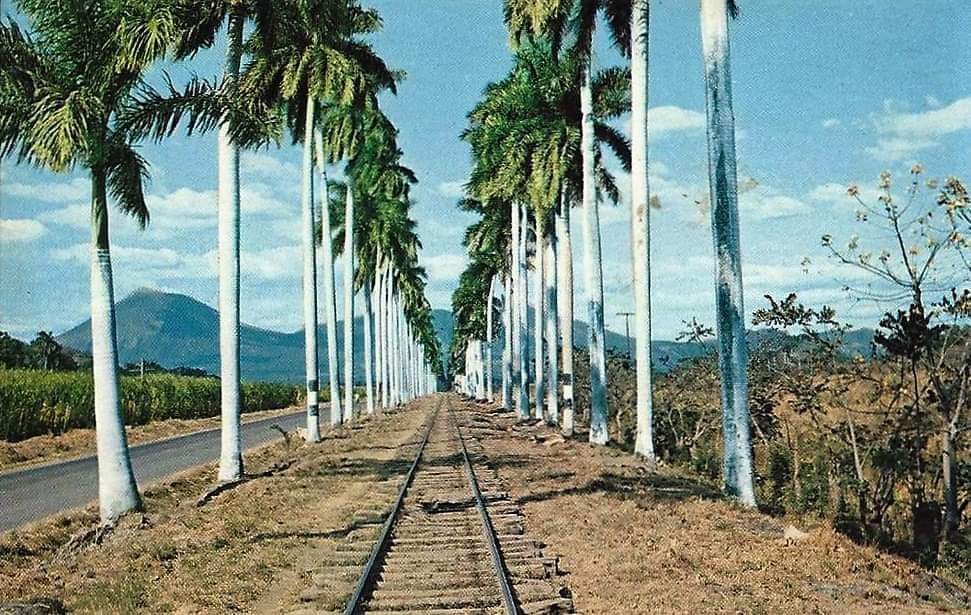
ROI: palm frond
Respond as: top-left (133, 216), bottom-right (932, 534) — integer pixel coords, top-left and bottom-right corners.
top-left (105, 137), bottom-right (150, 229)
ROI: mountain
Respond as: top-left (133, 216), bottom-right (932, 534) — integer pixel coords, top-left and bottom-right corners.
top-left (59, 288), bottom-right (371, 383)
top-left (56, 289), bottom-right (873, 384)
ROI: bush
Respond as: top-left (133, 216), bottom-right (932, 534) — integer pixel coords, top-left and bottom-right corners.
top-left (0, 369), bottom-right (304, 442)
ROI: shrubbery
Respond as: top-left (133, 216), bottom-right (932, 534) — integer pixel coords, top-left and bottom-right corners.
top-left (0, 369), bottom-right (305, 442)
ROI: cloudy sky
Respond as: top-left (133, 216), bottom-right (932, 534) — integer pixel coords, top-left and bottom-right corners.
top-left (1, 0), bottom-right (969, 341)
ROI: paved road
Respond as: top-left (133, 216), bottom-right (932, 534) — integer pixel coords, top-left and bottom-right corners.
top-left (0, 407), bottom-right (329, 532)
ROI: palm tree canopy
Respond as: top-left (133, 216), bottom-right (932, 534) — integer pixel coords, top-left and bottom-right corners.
top-left (0, 0), bottom-right (206, 227)
top-left (463, 39), bottom-right (629, 226)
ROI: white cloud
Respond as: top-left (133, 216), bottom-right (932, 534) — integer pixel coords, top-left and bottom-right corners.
top-left (240, 245), bottom-right (302, 280)
top-left (0, 219), bottom-right (46, 242)
top-left (648, 106), bottom-right (706, 136)
top-left (4, 177), bottom-right (88, 203)
top-left (51, 243), bottom-right (215, 279)
top-left (241, 152), bottom-right (299, 182)
top-left (866, 96), bottom-right (971, 161)
top-left (423, 253), bottom-right (467, 281)
top-left (864, 137), bottom-right (939, 163)
top-left (436, 180), bottom-right (465, 199)
top-left (822, 118), bottom-right (841, 129)
top-left (739, 186), bottom-right (813, 220)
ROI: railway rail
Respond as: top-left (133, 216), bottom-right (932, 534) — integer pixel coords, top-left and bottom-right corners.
top-left (336, 395), bottom-right (570, 614)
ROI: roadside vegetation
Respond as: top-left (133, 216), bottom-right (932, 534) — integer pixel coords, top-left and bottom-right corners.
top-left (0, 369), bottom-right (303, 442)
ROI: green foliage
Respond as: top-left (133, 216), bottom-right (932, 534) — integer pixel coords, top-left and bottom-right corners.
top-left (0, 369), bottom-right (303, 442)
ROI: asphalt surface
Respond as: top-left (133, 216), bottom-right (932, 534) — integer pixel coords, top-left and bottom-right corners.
top-left (0, 406), bottom-right (329, 532)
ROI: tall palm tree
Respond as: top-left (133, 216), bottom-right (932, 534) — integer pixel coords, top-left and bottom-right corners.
top-left (173, 0), bottom-right (280, 483)
top-left (241, 0), bottom-right (395, 431)
top-left (315, 132), bottom-right (342, 423)
top-left (0, 1), bottom-right (198, 521)
top-left (700, 0), bottom-right (755, 506)
top-left (629, 0), bottom-right (654, 460)
top-left (463, 40), bottom-right (630, 427)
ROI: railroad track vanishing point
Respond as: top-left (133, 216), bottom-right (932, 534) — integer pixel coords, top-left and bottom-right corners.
top-left (331, 394), bottom-right (572, 614)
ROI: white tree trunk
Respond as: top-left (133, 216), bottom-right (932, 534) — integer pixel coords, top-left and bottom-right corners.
top-left (502, 273), bottom-right (513, 410)
top-left (372, 257), bottom-right (383, 409)
top-left (631, 0), bottom-right (656, 461)
top-left (510, 202), bottom-right (528, 418)
top-left (545, 224), bottom-right (559, 425)
top-left (701, 0), bottom-right (756, 507)
top-left (485, 276), bottom-right (494, 401)
top-left (343, 184), bottom-right (355, 421)
top-left (518, 202), bottom-right (530, 419)
top-left (556, 204), bottom-right (575, 435)
top-left (314, 130), bottom-right (342, 426)
top-left (383, 265), bottom-right (392, 406)
top-left (363, 283), bottom-right (375, 414)
top-left (534, 220), bottom-right (545, 421)
top-left (91, 169), bottom-right (141, 521)
top-left (217, 8), bottom-right (244, 481)
top-left (581, 62), bottom-right (610, 445)
top-left (302, 97), bottom-right (321, 442)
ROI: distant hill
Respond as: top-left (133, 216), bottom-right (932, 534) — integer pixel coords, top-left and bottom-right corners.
top-left (59, 288), bottom-right (374, 383)
top-left (55, 288), bottom-right (873, 383)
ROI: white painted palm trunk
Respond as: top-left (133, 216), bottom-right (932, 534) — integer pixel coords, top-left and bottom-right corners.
top-left (91, 173), bottom-right (141, 521)
top-left (501, 273), bottom-right (513, 410)
top-left (533, 222), bottom-right (545, 421)
top-left (216, 9), bottom-right (245, 481)
top-left (363, 284), bottom-right (375, 413)
top-left (372, 262), bottom-right (383, 408)
top-left (555, 206), bottom-right (575, 435)
top-left (701, 0), bottom-right (756, 507)
top-left (485, 277), bottom-right (494, 401)
top-left (631, 0), bottom-right (656, 461)
top-left (510, 203), bottom-right (528, 418)
top-left (343, 186), bottom-right (355, 421)
top-left (382, 267), bottom-right (393, 406)
top-left (301, 100), bottom-right (322, 443)
top-left (314, 131), bottom-right (342, 426)
top-left (390, 291), bottom-right (400, 405)
top-left (518, 203), bottom-right (530, 418)
top-left (580, 64), bottom-right (609, 444)
top-left (545, 229), bottom-right (559, 425)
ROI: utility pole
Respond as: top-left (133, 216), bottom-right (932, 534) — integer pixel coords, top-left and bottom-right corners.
top-left (616, 311), bottom-right (634, 363)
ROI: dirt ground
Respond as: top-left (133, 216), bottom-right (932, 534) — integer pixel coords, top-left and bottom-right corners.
top-left (2, 393), bottom-right (969, 614)
top-left (460, 398), bottom-right (971, 614)
top-left (0, 398), bottom-right (431, 614)
top-left (0, 405), bottom-right (303, 473)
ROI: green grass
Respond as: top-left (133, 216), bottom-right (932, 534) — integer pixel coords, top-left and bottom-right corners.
top-left (0, 369), bottom-right (305, 442)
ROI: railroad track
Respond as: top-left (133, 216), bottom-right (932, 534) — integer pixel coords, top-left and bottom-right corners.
top-left (336, 395), bottom-right (571, 614)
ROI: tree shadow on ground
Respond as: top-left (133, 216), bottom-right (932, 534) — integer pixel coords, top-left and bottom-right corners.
top-left (507, 467), bottom-right (723, 507)
top-left (295, 456), bottom-right (413, 481)
top-left (247, 514), bottom-right (385, 544)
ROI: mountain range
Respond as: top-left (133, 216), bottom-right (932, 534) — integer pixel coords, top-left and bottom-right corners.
top-left (55, 288), bottom-right (873, 383)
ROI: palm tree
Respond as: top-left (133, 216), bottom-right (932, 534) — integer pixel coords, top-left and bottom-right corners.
top-left (241, 0), bottom-right (396, 431)
top-left (342, 182), bottom-right (355, 419)
top-left (463, 40), bottom-right (630, 427)
top-left (505, 0), bottom-right (635, 445)
top-left (700, 0), bottom-right (755, 506)
top-left (629, 0), bottom-right (655, 460)
top-left (173, 0), bottom-right (280, 484)
top-left (315, 133), bottom-right (342, 424)
top-left (0, 1), bottom-right (198, 521)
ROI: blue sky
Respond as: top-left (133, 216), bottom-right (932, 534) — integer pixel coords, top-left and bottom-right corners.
top-left (1, 0), bottom-right (969, 341)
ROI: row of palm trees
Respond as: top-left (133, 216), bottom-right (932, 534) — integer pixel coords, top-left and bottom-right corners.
top-left (450, 0), bottom-right (756, 506)
top-left (0, 0), bottom-right (441, 522)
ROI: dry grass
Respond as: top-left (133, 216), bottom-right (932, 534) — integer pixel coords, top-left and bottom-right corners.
top-left (0, 405), bottom-right (302, 473)
top-left (0, 399), bottom-right (431, 614)
top-left (460, 398), bottom-right (971, 614)
top-left (4, 393), bottom-right (968, 614)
